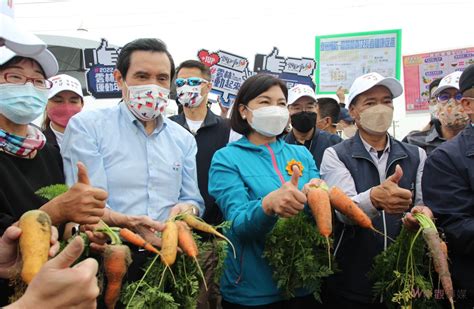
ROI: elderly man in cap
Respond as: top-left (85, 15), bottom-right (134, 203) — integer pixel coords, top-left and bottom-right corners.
top-left (405, 71), bottom-right (469, 154)
top-left (422, 64), bottom-right (474, 308)
top-left (284, 84), bottom-right (342, 169)
top-left (320, 72), bottom-right (428, 308)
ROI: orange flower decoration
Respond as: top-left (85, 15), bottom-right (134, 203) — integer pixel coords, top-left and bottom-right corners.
top-left (286, 159), bottom-right (304, 176)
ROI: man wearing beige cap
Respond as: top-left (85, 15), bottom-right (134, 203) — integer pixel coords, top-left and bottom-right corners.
top-left (284, 84), bottom-right (341, 168)
top-left (320, 72), bottom-right (428, 308)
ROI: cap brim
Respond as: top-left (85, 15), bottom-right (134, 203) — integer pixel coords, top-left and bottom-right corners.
top-left (288, 93), bottom-right (317, 105)
top-left (374, 77), bottom-right (403, 99)
top-left (0, 14), bottom-right (46, 55)
top-left (0, 46), bottom-right (58, 78)
top-left (48, 87), bottom-right (84, 99)
top-left (432, 85), bottom-right (458, 97)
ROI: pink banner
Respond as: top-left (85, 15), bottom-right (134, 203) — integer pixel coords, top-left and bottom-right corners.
top-left (403, 47), bottom-right (474, 112)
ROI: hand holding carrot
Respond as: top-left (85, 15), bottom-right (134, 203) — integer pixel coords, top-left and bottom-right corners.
top-left (8, 237), bottom-right (99, 309)
top-left (370, 165), bottom-right (412, 214)
top-left (169, 202), bottom-right (199, 218)
top-left (44, 162), bottom-right (108, 225)
top-left (262, 165), bottom-right (307, 218)
top-left (0, 224), bottom-right (59, 279)
top-left (402, 205), bottom-right (435, 231)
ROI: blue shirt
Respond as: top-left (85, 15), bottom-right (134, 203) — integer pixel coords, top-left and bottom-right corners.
top-left (61, 102), bottom-right (204, 222)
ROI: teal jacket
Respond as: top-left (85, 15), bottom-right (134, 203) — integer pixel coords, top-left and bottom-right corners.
top-left (208, 137), bottom-right (320, 306)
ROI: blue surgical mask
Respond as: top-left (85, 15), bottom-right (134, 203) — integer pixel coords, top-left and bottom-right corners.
top-left (0, 83), bottom-right (49, 125)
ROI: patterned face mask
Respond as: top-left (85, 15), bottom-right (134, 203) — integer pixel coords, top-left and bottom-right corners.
top-left (436, 100), bottom-right (469, 129)
top-left (124, 83), bottom-right (169, 121)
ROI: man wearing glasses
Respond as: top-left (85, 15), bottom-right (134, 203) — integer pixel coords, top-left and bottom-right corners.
top-left (284, 84), bottom-right (342, 169)
top-left (170, 60), bottom-right (231, 309)
top-left (422, 64), bottom-right (474, 308)
top-left (405, 71), bottom-right (469, 154)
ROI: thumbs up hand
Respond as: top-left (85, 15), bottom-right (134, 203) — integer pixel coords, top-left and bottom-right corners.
top-left (14, 237), bottom-right (100, 309)
top-left (45, 162), bottom-right (108, 225)
top-left (262, 165), bottom-right (307, 218)
top-left (370, 165), bottom-right (413, 214)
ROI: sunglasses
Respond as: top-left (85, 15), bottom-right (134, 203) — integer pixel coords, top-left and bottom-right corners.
top-left (175, 77), bottom-right (208, 87)
top-left (437, 92), bottom-right (463, 103)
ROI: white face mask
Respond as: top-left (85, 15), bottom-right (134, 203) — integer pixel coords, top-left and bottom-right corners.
top-left (176, 84), bottom-right (204, 108)
top-left (359, 104), bottom-right (393, 135)
top-left (124, 83), bottom-right (169, 121)
top-left (246, 105), bottom-right (289, 137)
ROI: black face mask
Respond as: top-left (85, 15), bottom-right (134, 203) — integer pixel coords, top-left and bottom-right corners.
top-left (290, 111), bottom-right (317, 133)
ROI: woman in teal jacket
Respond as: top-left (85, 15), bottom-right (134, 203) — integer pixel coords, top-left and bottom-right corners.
top-left (209, 75), bottom-right (321, 308)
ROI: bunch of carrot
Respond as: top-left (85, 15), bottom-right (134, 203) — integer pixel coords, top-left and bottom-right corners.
top-left (125, 215), bottom-right (234, 308)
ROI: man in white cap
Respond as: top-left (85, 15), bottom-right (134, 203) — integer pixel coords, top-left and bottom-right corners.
top-left (42, 74), bottom-right (84, 148)
top-left (320, 72), bottom-right (428, 308)
top-left (405, 71), bottom-right (468, 154)
top-left (284, 84), bottom-right (341, 169)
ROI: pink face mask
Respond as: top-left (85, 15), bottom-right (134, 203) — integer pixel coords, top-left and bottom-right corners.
top-left (47, 104), bottom-right (82, 128)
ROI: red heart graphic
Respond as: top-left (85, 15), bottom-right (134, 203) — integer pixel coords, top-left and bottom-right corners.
top-left (198, 50), bottom-right (220, 67)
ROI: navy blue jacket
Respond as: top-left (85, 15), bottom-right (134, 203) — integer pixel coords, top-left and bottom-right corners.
top-left (422, 124), bottom-right (474, 298)
top-left (326, 133), bottom-right (421, 304)
top-left (170, 109), bottom-right (231, 226)
top-left (284, 128), bottom-right (342, 169)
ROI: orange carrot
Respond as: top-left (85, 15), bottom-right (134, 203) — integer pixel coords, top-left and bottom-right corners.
top-left (440, 240), bottom-right (448, 259)
top-left (176, 221), bottom-right (207, 291)
top-left (423, 228), bottom-right (454, 308)
top-left (181, 214), bottom-right (236, 258)
top-left (103, 244), bottom-right (132, 309)
top-left (19, 210), bottom-right (52, 284)
top-left (119, 228), bottom-right (160, 255)
top-left (307, 187), bottom-right (332, 269)
top-left (161, 221), bottom-right (178, 266)
top-left (329, 186), bottom-right (389, 239)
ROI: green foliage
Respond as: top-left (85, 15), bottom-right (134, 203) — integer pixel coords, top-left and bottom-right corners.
top-left (262, 212), bottom-right (335, 301)
top-left (370, 227), bottom-right (441, 309)
top-left (35, 184), bottom-right (68, 200)
top-left (122, 233), bottom-right (227, 308)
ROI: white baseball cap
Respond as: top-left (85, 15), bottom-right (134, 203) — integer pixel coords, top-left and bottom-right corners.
top-left (347, 72), bottom-right (403, 106)
top-left (288, 84), bottom-right (317, 105)
top-left (432, 71), bottom-right (461, 96)
top-left (48, 74), bottom-right (84, 99)
top-left (0, 46), bottom-right (58, 78)
top-left (1, 2), bottom-right (46, 56)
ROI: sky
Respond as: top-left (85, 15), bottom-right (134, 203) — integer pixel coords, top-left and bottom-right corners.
top-left (10, 0), bottom-right (474, 138)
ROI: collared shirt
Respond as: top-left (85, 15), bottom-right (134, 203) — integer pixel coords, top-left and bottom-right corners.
top-left (320, 134), bottom-right (425, 223)
top-left (61, 102), bottom-right (204, 222)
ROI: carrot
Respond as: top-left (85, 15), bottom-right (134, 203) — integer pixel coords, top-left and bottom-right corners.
top-left (161, 221), bottom-right (178, 266)
top-left (307, 187), bottom-right (332, 270)
top-left (19, 210), bottom-right (52, 284)
top-left (119, 228), bottom-right (160, 255)
top-left (176, 221), bottom-right (207, 291)
top-left (181, 213), bottom-right (236, 258)
top-left (413, 213), bottom-right (454, 309)
top-left (329, 186), bottom-right (390, 239)
top-left (103, 244), bottom-right (132, 309)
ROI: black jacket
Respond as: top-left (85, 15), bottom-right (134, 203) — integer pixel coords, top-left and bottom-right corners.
top-left (169, 109), bottom-right (231, 225)
top-left (422, 124), bottom-right (474, 299)
top-left (43, 125), bottom-right (59, 149)
top-left (284, 128), bottom-right (342, 169)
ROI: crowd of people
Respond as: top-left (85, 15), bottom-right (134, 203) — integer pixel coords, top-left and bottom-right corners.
top-left (1, 14), bottom-right (473, 309)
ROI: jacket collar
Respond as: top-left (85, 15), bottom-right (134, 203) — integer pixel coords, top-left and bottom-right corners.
top-left (350, 131), bottom-right (407, 163)
top-left (174, 108), bottom-right (219, 133)
top-left (233, 136), bottom-right (286, 154)
top-left (464, 123), bottom-right (474, 157)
